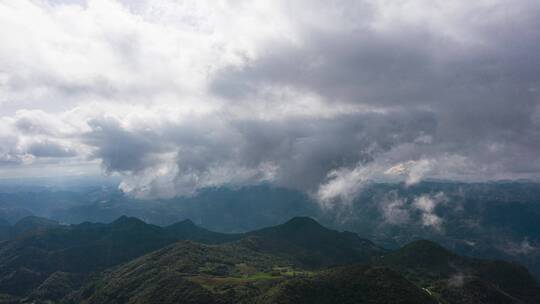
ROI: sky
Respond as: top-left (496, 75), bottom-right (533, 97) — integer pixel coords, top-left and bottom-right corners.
top-left (0, 0), bottom-right (539, 203)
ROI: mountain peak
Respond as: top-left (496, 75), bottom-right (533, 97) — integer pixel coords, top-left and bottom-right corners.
top-left (282, 216), bottom-right (322, 229)
top-left (111, 216), bottom-right (147, 227)
top-left (14, 216), bottom-right (59, 227)
top-left (179, 219), bottom-right (195, 226)
top-left (401, 240), bottom-right (454, 255)
top-left (13, 216), bottom-right (59, 233)
top-left (381, 239), bottom-right (458, 270)
top-left (166, 219), bottom-right (197, 230)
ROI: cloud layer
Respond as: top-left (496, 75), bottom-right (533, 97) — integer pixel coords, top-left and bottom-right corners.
top-left (1, 0), bottom-right (539, 201)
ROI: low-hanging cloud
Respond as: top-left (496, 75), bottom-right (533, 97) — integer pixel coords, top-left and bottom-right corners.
top-left (413, 192), bottom-right (447, 231)
top-left (0, 0), bottom-right (539, 202)
top-left (378, 191), bottom-right (447, 231)
top-left (381, 191), bottom-right (410, 226)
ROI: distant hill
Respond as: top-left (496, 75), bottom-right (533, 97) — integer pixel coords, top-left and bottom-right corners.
top-left (10, 216), bottom-right (60, 238)
top-left (0, 216), bottom-right (380, 298)
top-left (379, 240), bottom-right (540, 304)
top-left (0, 216), bottom-right (235, 296)
top-left (67, 234), bottom-right (540, 304)
top-left (0, 207), bottom-right (33, 225)
top-left (4, 182), bottom-right (540, 281)
top-left (244, 216), bottom-right (384, 267)
top-left (259, 266), bottom-right (437, 304)
top-left (0, 216), bottom-right (61, 242)
top-left (1, 216), bottom-right (540, 303)
top-left (164, 219), bottom-right (241, 244)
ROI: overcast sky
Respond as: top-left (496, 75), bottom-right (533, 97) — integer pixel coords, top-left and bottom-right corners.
top-left (0, 0), bottom-right (539, 202)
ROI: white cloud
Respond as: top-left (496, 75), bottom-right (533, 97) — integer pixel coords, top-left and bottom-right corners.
top-left (316, 164), bottom-right (378, 208)
top-left (381, 192), bottom-right (410, 225)
top-left (384, 159), bottom-right (432, 186)
top-left (412, 193), bottom-right (447, 230)
top-left (500, 238), bottom-right (539, 256)
top-left (0, 0), bottom-right (540, 201)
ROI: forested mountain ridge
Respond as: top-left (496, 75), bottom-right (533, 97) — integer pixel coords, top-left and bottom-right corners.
top-left (0, 215), bottom-right (539, 303)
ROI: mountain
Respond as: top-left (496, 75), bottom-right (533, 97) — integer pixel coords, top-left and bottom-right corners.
top-left (0, 216), bottom-right (235, 297)
top-left (164, 219), bottom-right (241, 244)
top-left (51, 185), bottom-right (318, 230)
top-left (65, 240), bottom-right (289, 304)
top-left (67, 233), bottom-right (540, 304)
top-left (0, 216), bottom-right (61, 241)
top-left (28, 272), bottom-right (85, 303)
top-left (66, 242), bottom-right (432, 304)
top-left (0, 216), bottom-right (386, 301)
top-left (379, 240), bottom-right (540, 304)
top-left (1, 216), bottom-right (540, 303)
top-left (244, 216), bottom-right (384, 267)
top-left (10, 216), bottom-right (60, 238)
top-left (0, 215), bottom-right (379, 297)
top-left (379, 240), bottom-right (463, 275)
top-left (0, 207), bottom-right (33, 226)
top-left (259, 266), bottom-right (437, 304)
top-left (4, 181), bottom-right (540, 281)
top-left (314, 182), bottom-right (540, 280)
top-left (0, 217), bottom-right (166, 296)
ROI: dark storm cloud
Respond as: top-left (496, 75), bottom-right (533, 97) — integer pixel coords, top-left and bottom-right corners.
top-left (212, 2), bottom-right (540, 109)
top-left (209, 0), bottom-right (540, 184)
top-left (27, 141), bottom-right (76, 158)
top-left (2, 0), bottom-right (540, 199)
top-left (83, 117), bottom-right (169, 173)
top-left (79, 108), bottom-right (435, 196)
top-left (211, 31), bottom-right (434, 105)
top-left (230, 110), bottom-right (436, 190)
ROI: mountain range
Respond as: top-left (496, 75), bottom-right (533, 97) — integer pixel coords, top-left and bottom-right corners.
top-left (3, 181), bottom-right (540, 282)
top-left (0, 215), bottom-right (539, 303)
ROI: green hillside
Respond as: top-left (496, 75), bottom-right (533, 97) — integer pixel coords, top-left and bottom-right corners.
top-left (0, 216), bottom-right (236, 297)
top-left (66, 241), bottom-right (431, 304)
top-left (379, 240), bottom-right (540, 304)
top-left (245, 216), bottom-right (384, 267)
top-left (0, 217), bottom-right (539, 304)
